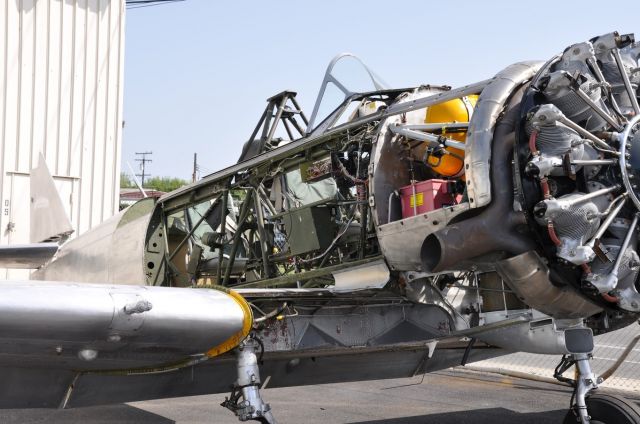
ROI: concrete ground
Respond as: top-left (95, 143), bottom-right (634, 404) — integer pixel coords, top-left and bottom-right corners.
top-left (0, 368), bottom-right (627, 424)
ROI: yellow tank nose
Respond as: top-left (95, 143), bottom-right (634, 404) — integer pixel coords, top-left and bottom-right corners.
top-left (423, 95), bottom-right (477, 177)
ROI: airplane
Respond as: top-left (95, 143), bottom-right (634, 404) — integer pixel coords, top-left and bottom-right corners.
top-left (2, 30), bottom-right (640, 424)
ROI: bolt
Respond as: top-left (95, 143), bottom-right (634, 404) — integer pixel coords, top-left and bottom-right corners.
top-left (78, 348), bottom-right (98, 362)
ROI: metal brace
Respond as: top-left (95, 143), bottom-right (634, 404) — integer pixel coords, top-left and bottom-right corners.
top-left (555, 352), bottom-right (602, 424)
top-left (222, 337), bottom-right (277, 424)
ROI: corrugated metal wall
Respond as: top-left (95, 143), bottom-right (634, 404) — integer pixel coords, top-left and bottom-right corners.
top-left (0, 0), bottom-right (125, 277)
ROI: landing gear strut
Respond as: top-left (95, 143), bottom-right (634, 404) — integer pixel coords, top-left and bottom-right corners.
top-left (559, 353), bottom-right (640, 424)
top-left (222, 336), bottom-right (277, 424)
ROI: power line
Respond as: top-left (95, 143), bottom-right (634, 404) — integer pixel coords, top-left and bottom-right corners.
top-left (135, 151), bottom-right (153, 187)
top-left (126, 0), bottom-right (185, 9)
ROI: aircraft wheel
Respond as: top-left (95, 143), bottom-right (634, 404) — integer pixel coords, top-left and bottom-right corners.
top-left (563, 393), bottom-right (640, 423)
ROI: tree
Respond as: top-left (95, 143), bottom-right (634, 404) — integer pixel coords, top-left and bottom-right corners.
top-left (144, 176), bottom-right (189, 192)
top-left (120, 172), bottom-right (135, 188)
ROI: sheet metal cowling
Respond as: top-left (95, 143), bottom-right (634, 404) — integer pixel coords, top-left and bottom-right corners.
top-left (0, 282), bottom-right (252, 369)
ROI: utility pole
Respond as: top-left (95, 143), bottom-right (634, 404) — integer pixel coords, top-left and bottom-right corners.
top-left (135, 151), bottom-right (152, 187)
top-left (192, 153), bottom-right (198, 183)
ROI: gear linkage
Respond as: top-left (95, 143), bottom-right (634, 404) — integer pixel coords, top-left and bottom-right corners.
top-left (555, 353), bottom-right (603, 424)
top-left (222, 335), bottom-right (277, 424)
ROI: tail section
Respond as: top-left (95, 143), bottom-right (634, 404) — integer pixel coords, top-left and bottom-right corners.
top-left (29, 154), bottom-right (73, 243)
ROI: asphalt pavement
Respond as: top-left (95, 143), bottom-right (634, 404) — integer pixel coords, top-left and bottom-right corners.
top-left (0, 368), bottom-right (617, 424)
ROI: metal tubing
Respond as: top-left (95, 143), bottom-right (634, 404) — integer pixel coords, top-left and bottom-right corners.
top-left (266, 95), bottom-right (289, 144)
top-left (388, 123), bottom-right (466, 151)
top-left (216, 190), bottom-right (229, 283)
top-left (594, 211), bottom-right (640, 294)
top-left (260, 102), bottom-right (274, 141)
top-left (253, 190), bottom-right (272, 278)
top-left (411, 183), bottom-right (418, 216)
top-left (612, 48), bottom-right (640, 115)
top-left (282, 119), bottom-right (295, 140)
top-left (258, 185), bottom-right (277, 216)
top-left (611, 213), bottom-right (639, 277)
top-left (247, 108), bottom-right (269, 149)
top-left (359, 186), bottom-right (369, 260)
top-left (223, 194), bottom-right (253, 286)
top-left (587, 56), bottom-right (626, 121)
top-left (588, 195), bottom-right (627, 245)
top-left (569, 83), bottom-right (624, 132)
top-left (290, 96), bottom-right (308, 126)
top-left (558, 116), bottom-right (617, 152)
top-left (236, 256), bottom-right (382, 288)
top-left (168, 194), bottom-right (221, 261)
top-left (421, 87), bottom-right (535, 273)
top-left (161, 78), bottom-right (492, 210)
top-left (287, 116), bottom-right (306, 138)
top-left (399, 122), bottom-right (469, 132)
top-left (569, 159), bottom-right (618, 166)
top-left (564, 185), bottom-right (619, 208)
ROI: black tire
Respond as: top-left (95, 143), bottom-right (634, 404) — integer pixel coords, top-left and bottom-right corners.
top-left (563, 393), bottom-right (640, 423)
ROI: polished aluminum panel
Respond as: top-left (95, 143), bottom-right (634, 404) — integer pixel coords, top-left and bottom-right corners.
top-left (0, 281), bottom-right (249, 369)
top-left (465, 61), bottom-right (542, 208)
top-left (32, 199), bottom-right (155, 285)
top-left (0, 243), bottom-right (58, 269)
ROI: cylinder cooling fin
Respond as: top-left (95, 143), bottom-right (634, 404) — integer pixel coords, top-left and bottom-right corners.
top-left (518, 31), bottom-right (640, 314)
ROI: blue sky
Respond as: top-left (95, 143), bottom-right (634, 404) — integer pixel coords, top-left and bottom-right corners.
top-left (122, 0), bottom-right (640, 181)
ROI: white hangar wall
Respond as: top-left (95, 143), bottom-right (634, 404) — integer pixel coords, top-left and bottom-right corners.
top-left (0, 0), bottom-right (125, 277)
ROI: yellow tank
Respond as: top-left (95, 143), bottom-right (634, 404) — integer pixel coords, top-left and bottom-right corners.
top-left (423, 95), bottom-right (478, 177)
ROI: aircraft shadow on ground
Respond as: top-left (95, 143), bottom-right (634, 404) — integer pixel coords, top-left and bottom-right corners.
top-left (0, 404), bottom-right (175, 424)
top-left (348, 407), bottom-right (567, 424)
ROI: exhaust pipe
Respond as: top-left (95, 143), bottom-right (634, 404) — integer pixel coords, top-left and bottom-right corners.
top-left (421, 86), bottom-right (535, 272)
top-left (495, 250), bottom-right (602, 319)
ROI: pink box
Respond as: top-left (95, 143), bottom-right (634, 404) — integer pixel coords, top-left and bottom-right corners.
top-left (399, 179), bottom-right (462, 218)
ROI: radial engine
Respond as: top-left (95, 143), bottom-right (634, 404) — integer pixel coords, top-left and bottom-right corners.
top-left (399, 31), bottom-right (640, 325)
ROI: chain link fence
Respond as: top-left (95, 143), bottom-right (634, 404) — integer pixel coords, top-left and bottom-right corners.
top-left (469, 322), bottom-right (640, 392)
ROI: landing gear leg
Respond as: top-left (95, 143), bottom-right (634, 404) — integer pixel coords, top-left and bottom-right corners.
top-left (222, 336), bottom-right (277, 424)
top-left (572, 353), bottom-right (599, 424)
top-left (560, 353), bottom-right (640, 424)
top-left (556, 352), bottom-right (599, 423)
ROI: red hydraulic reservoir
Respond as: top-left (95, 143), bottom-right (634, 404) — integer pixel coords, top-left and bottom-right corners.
top-left (399, 179), bottom-right (462, 218)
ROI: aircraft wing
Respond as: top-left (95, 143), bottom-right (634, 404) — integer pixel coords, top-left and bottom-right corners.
top-left (0, 280), bottom-right (253, 408)
top-left (0, 280), bottom-right (523, 409)
top-left (0, 243), bottom-right (59, 269)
